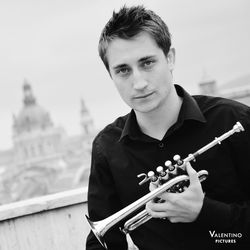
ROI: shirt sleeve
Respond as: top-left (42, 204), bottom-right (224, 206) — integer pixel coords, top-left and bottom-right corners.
top-left (195, 108), bottom-right (250, 241)
top-left (85, 136), bottom-right (128, 250)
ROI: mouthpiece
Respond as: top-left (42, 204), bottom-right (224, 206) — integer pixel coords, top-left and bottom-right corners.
top-left (234, 122), bottom-right (244, 133)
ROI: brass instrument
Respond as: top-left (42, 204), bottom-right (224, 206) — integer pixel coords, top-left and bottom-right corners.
top-left (86, 122), bottom-right (244, 249)
top-left (123, 169), bottom-right (207, 233)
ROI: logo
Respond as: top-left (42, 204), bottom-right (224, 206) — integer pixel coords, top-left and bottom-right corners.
top-left (209, 230), bottom-right (243, 244)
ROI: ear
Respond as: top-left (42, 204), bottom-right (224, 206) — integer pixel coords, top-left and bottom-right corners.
top-left (167, 48), bottom-right (175, 72)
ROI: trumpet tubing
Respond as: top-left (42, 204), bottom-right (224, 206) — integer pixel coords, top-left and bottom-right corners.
top-left (86, 122), bottom-right (244, 249)
top-left (122, 170), bottom-right (208, 234)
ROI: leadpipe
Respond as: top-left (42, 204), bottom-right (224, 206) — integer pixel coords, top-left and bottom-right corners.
top-left (183, 121), bottom-right (244, 163)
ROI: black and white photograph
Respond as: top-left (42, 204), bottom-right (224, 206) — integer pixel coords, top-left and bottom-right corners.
top-left (0, 0), bottom-right (249, 249)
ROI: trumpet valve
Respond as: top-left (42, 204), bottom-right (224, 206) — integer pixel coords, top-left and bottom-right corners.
top-left (165, 160), bottom-right (177, 176)
top-left (164, 160), bottom-right (173, 170)
top-left (148, 171), bottom-right (158, 185)
top-left (156, 166), bottom-right (166, 177)
top-left (156, 166), bottom-right (168, 184)
top-left (173, 154), bottom-right (183, 166)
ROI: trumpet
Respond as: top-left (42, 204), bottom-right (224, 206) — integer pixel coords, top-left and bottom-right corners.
top-left (123, 169), bottom-right (208, 233)
top-left (86, 122), bottom-right (244, 249)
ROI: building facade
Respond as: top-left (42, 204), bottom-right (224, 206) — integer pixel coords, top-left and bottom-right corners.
top-left (199, 73), bottom-right (250, 106)
top-left (0, 82), bottom-right (96, 205)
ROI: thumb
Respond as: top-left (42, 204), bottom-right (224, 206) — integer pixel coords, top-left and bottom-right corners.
top-left (149, 182), bottom-right (158, 192)
top-left (185, 162), bottom-right (199, 185)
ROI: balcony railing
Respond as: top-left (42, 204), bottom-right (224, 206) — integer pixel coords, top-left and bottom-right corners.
top-left (0, 187), bottom-right (137, 250)
top-left (0, 187), bottom-right (89, 250)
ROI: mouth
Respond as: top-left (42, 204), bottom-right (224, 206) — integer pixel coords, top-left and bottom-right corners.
top-left (134, 92), bottom-right (154, 99)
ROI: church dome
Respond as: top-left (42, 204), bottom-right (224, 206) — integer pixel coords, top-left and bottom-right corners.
top-left (13, 82), bottom-right (53, 135)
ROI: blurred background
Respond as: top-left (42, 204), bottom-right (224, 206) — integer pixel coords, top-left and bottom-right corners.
top-left (0, 0), bottom-right (249, 205)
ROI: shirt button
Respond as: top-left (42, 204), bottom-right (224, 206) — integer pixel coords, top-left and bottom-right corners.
top-left (159, 142), bottom-right (164, 148)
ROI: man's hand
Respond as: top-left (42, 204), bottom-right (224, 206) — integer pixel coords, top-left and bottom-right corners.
top-left (146, 162), bottom-right (204, 223)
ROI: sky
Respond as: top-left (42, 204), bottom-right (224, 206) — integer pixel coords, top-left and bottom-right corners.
top-left (0, 0), bottom-right (250, 150)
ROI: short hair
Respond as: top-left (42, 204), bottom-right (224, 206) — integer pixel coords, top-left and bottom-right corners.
top-left (98, 5), bottom-right (172, 71)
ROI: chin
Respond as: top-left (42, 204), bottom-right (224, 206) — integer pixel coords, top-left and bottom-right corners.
top-left (134, 104), bottom-right (159, 114)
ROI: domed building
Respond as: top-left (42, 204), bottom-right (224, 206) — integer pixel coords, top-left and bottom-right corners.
top-left (13, 82), bottom-right (53, 134)
top-left (0, 81), bottom-right (96, 205)
top-left (12, 82), bottom-right (66, 167)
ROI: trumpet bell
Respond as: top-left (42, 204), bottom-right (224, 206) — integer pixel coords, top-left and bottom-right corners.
top-left (85, 215), bottom-right (108, 249)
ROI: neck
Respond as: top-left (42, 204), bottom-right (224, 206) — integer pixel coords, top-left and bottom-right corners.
top-left (135, 86), bottom-right (183, 140)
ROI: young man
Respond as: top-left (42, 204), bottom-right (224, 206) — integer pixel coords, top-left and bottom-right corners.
top-left (86, 6), bottom-right (250, 250)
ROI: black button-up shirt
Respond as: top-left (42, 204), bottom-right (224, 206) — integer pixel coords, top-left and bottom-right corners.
top-left (86, 85), bottom-right (250, 250)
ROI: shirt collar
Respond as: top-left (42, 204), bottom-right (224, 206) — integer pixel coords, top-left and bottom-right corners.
top-left (119, 84), bottom-right (206, 142)
top-left (175, 84), bottom-right (206, 124)
top-left (119, 109), bottom-right (142, 141)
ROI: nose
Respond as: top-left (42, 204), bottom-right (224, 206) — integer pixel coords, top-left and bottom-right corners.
top-left (132, 69), bottom-right (148, 90)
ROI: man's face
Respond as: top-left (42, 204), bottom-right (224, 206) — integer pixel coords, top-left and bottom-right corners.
top-left (106, 32), bottom-right (175, 114)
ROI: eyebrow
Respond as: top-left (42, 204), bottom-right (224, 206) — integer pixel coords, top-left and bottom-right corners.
top-left (138, 55), bottom-right (156, 63)
top-left (112, 55), bottom-right (156, 71)
top-left (112, 64), bottom-right (128, 71)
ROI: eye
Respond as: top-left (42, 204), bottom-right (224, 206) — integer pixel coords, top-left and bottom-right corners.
top-left (116, 67), bottom-right (130, 76)
top-left (142, 60), bottom-right (155, 68)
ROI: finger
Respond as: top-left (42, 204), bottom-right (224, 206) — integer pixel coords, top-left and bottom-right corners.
top-left (168, 217), bottom-right (181, 223)
top-left (159, 192), bottom-right (178, 204)
top-left (148, 210), bottom-right (168, 219)
top-left (149, 182), bottom-right (158, 192)
top-left (147, 200), bottom-right (174, 212)
top-left (146, 203), bottom-right (169, 218)
top-left (147, 201), bottom-right (165, 212)
top-left (185, 162), bottom-right (199, 185)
